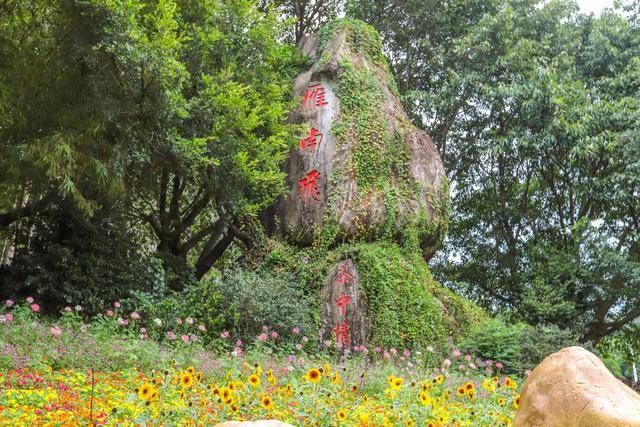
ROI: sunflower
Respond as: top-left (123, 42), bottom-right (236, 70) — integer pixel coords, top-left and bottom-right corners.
top-left (456, 386), bottom-right (466, 396)
top-left (504, 377), bottom-right (512, 387)
top-left (435, 374), bottom-right (444, 385)
top-left (390, 377), bottom-right (403, 391)
top-left (514, 394), bottom-right (521, 409)
top-left (350, 384), bottom-right (358, 393)
top-left (138, 384), bottom-right (153, 400)
top-left (482, 378), bottom-right (495, 393)
top-left (498, 397), bottom-right (506, 406)
top-left (261, 395), bottom-right (273, 410)
top-left (464, 381), bottom-right (474, 391)
top-left (336, 408), bottom-right (347, 422)
top-left (221, 387), bottom-right (232, 402)
top-left (248, 374), bottom-right (260, 388)
top-left (419, 391), bottom-right (431, 406)
top-left (180, 373), bottom-right (193, 388)
top-left (467, 389), bottom-right (475, 399)
top-left (306, 368), bottom-right (321, 383)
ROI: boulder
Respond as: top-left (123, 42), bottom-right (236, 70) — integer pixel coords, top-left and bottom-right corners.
top-left (515, 346), bottom-right (640, 427)
top-left (263, 19), bottom-right (449, 260)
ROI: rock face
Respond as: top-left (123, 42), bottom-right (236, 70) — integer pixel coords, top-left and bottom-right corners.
top-left (264, 19), bottom-right (449, 260)
top-left (319, 258), bottom-right (370, 351)
top-left (515, 346), bottom-right (640, 427)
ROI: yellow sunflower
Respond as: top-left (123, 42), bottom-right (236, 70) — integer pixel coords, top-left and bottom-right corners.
top-left (336, 408), bottom-right (347, 422)
top-left (306, 368), bottom-right (321, 383)
top-left (514, 394), bottom-right (521, 409)
top-left (248, 374), bottom-right (260, 388)
top-left (261, 395), bottom-right (273, 410)
top-left (137, 383), bottom-right (153, 400)
top-left (390, 377), bottom-right (403, 391)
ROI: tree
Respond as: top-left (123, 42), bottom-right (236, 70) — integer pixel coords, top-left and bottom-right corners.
top-left (349, 0), bottom-right (640, 343)
top-left (262, 0), bottom-right (343, 43)
top-left (0, 0), bottom-right (299, 286)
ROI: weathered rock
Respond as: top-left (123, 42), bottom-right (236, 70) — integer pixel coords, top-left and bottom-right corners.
top-left (264, 20), bottom-right (449, 260)
top-left (216, 421), bottom-right (294, 427)
top-left (319, 258), bottom-right (370, 350)
top-left (515, 346), bottom-right (640, 427)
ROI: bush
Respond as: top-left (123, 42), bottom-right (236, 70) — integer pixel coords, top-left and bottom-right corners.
top-left (459, 317), bottom-right (583, 372)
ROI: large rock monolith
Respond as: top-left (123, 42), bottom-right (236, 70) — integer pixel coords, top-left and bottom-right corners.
top-left (263, 19), bottom-right (449, 261)
top-left (515, 346), bottom-right (640, 427)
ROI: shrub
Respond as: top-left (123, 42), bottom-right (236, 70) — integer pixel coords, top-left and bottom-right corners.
top-left (459, 317), bottom-right (583, 372)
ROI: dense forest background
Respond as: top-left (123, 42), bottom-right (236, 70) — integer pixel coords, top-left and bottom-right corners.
top-left (1, 0), bottom-right (639, 372)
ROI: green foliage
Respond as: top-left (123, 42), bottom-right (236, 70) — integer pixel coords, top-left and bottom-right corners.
top-left (260, 240), bottom-right (483, 351)
top-left (460, 317), bottom-right (584, 372)
top-left (0, 200), bottom-right (160, 315)
top-left (349, 0), bottom-right (640, 343)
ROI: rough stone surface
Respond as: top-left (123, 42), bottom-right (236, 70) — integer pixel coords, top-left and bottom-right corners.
top-left (319, 258), bottom-right (370, 350)
top-left (264, 22), bottom-right (448, 260)
top-left (515, 346), bottom-right (640, 427)
top-left (216, 421), bottom-right (294, 427)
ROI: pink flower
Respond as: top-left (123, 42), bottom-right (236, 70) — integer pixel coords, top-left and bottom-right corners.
top-left (64, 307), bottom-right (72, 313)
top-left (389, 347), bottom-right (397, 356)
top-left (166, 331), bottom-right (176, 340)
top-left (185, 317), bottom-right (194, 325)
top-left (403, 349), bottom-right (411, 358)
top-left (258, 333), bottom-right (268, 341)
top-left (453, 349), bottom-right (462, 357)
top-left (375, 346), bottom-right (382, 353)
top-left (443, 358), bottom-right (452, 367)
top-left (295, 343), bottom-right (302, 350)
top-left (176, 318), bottom-right (183, 325)
top-left (189, 334), bottom-right (197, 342)
top-left (197, 325), bottom-right (206, 332)
top-left (117, 317), bottom-right (128, 326)
top-left (323, 340), bottom-right (332, 347)
top-left (113, 301), bottom-right (121, 308)
top-left (469, 362), bottom-right (476, 369)
top-left (220, 330), bottom-right (230, 339)
top-left (30, 303), bottom-right (40, 312)
top-left (50, 326), bottom-right (62, 337)
top-left (4, 313), bottom-right (13, 322)
top-left (262, 325), bottom-right (269, 331)
top-left (288, 355), bottom-right (296, 362)
top-left (232, 347), bottom-right (244, 357)
top-left (464, 354), bottom-right (472, 362)
top-left (106, 309), bottom-right (114, 317)
top-left (383, 352), bottom-right (391, 361)
top-left (5, 299), bottom-right (14, 307)
top-left (181, 334), bottom-right (190, 343)
top-left (302, 336), bottom-right (308, 343)
top-left (485, 360), bottom-right (493, 366)
top-left (130, 312), bottom-right (140, 320)
top-left (26, 296), bottom-right (34, 304)
top-left (525, 369), bottom-right (532, 376)
top-left (271, 331), bottom-right (279, 339)
top-left (292, 326), bottom-right (300, 334)
top-left (495, 362), bottom-right (504, 369)
top-left (235, 339), bottom-right (243, 347)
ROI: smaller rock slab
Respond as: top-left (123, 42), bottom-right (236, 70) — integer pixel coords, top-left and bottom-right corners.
top-left (319, 258), bottom-right (370, 351)
top-left (515, 346), bottom-right (640, 427)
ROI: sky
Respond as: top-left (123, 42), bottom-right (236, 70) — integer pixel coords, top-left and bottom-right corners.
top-left (576, 0), bottom-right (616, 15)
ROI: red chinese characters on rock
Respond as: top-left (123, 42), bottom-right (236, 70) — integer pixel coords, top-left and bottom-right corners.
top-left (298, 169), bottom-right (321, 204)
top-left (333, 321), bottom-right (350, 348)
top-left (299, 127), bottom-right (323, 152)
top-left (335, 264), bottom-right (354, 286)
top-left (301, 83), bottom-right (329, 111)
top-left (335, 292), bottom-right (352, 316)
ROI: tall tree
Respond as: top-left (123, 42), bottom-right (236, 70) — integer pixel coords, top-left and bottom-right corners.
top-left (349, 0), bottom-right (640, 343)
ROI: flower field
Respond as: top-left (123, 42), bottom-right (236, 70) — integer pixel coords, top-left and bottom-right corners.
top-left (0, 363), bottom-right (520, 426)
top-left (0, 299), bottom-right (522, 426)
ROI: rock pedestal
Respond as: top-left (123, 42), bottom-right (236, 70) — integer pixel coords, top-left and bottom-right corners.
top-left (515, 346), bottom-right (640, 427)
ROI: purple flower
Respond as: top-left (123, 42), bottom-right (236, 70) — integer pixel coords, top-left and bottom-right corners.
top-left (5, 300), bottom-right (14, 308)
top-left (235, 339), bottom-right (243, 347)
top-left (117, 317), bottom-right (128, 326)
top-left (166, 331), bottom-right (176, 341)
top-left (189, 334), bottom-right (197, 342)
top-left (375, 346), bottom-right (382, 353)
top-left (4, 313), bottom-right (13, 322)
top-left (185, 317), bottom-right (194, 325)
top-left (220, 330), bottom-right (230, 339)
top-left (525, 369), bottom-right (532, 376)
top-left (403, 349), bottom-right (411, 358)
top-left (197, 325), bottom-right (206, 332)
top-left (292, 326), bottom-right (300, 334)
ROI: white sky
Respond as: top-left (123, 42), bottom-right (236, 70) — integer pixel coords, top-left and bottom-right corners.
top-left (576, 0), bottom-right (616, 14)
